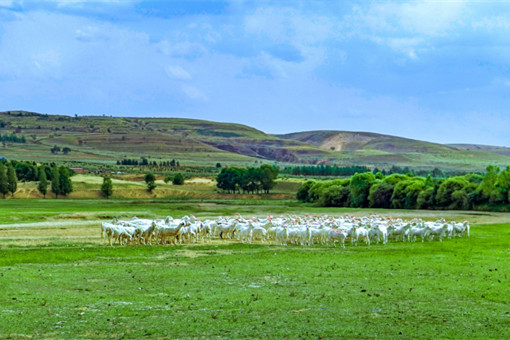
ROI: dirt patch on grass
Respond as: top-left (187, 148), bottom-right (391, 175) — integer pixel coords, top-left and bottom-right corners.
top-left (165, 248), bottom-right (234, 259)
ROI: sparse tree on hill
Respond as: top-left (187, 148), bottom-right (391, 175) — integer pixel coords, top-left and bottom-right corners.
top-left (6, 164), bottom-right (17, 197)
top-left (0, 163), bottom-right (8, 198)
top-left (38, 166), bottom-right (48, 198)
top-left (100, 176), bottom-right (113, 199)
top-left (144, 172), bottom-right (156, 192)
top-left (50, 145), bottom-right (60, 154)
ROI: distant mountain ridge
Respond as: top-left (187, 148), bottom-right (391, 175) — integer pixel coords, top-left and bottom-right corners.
top-left (1, 110), bottom-right (509, 171)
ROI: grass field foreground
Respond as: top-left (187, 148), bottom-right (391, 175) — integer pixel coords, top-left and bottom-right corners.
top-left (1, 199), bottom-right (510, 338)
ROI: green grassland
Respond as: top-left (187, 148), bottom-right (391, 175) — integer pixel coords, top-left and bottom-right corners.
top-left (0, 198), bottom-right (509, 338)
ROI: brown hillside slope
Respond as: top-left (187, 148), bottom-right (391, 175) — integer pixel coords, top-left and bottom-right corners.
top-left (2, 110), bottom-right (510, 170)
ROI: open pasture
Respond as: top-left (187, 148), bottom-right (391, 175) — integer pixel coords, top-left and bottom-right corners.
top-left (1, 199), bottom-right (510, 338)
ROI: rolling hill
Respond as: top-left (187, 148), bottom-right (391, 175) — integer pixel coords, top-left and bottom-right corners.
top-left (1, 110), bottom-right (509, 171)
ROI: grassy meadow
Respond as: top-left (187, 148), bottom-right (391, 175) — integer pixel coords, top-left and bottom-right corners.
top-left (1, 195), bottom-right (510, 338)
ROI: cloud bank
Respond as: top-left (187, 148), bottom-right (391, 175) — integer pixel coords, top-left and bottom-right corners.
top-left (0, 1), bottom-right (509, 146)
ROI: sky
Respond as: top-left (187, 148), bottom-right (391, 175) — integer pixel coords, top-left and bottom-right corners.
top-left (0, 0), bottom-right (510, 146)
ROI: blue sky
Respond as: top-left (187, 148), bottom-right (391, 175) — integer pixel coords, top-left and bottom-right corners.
top-left (1, 1), bottom-right (510, 146)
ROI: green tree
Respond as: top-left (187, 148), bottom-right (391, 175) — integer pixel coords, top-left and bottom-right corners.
top-left (216, 168), bottom-right (236, 193)
top-left (245, 167), bottom-right (263, 194)
top-left (37, 166), bottom-right (48, 198)
top-left (51, 166), bottom-right (60, 198)
top-left (320, 185), bottom-right (351, 207)
top-left (478, 165), bottom-right (500, 202)
top-left (424, 174), bottom-right (434, 189)
top-left (100, 176), bottom-right (113, 199)
top-left (296, 180), bottom-right (315, 202)
top-left (58, 166), bottom-right (73, 196)
top-left (436, 176), bottom-right (475, 209)
top-left (349, 172), bottom-right (376, 207)
top-left (144, 172), bottom-right (156, 192)
top-left (368, 182), bottom-right (394, 208)
top-left (416, 187), bottom-right (436, 209)
top-left (0, 163), bottom-right (8, 198)
top-left (14, 161), bottom-right (38, 181)
top-left (430, 168), bottom-right (445, 178)
top-left (172, 173), bottom-right (185, 185)
top-left (260, 165), bottom-right (278, 194)
top-left (6, 164), bottom-right (17, 197)
top-left (492, 166), bottom-right (510, 204)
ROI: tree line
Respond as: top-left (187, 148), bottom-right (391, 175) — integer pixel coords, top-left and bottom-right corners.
top-left (0, 159), bottom-right (74, 198)
top-left (216, 165), bottom-right (278, 194)
top-left (281, 164), bottom-right (462, 178)
top-left (281, 165), bottom-right (371, 177)
top-left (0, 134), bottom-right (26, 143)
top-left (297, 165), bottom-right (510, 211)
top-left (117, 158), bottom-right (181, 167)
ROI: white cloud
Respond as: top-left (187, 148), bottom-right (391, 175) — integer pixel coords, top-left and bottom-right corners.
top-left (382, 37), bottom-right (425, 59)
top-left (2, 1), bottom-right (510, 146)
top-left (0, 0), bottom-right (15, 7)
top-left (181, 85), bottom-right (207, 101)
top-left (352, 1), bottom-right (466, 37)
top-left (344, 1), bottom-right (467, 59)
top-left (52, 0), bottom-right (128, 7)
top-left (244, 7), bottom-right (338, 45)
top-left (32, 49), bottom-right (60, 70)
top-left (398, 1), bottom-right (465, 37)
top-left (473, 16), bottom-right (510, 31)
top-left (157, 40), bottom-right (206, 58)
top-left (165, 65), bottom-right (192, 81)
top-left (75, 25), bottom-right (109, 42)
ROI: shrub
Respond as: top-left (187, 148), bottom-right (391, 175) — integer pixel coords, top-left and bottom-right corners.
top-left (144, 172), bottom-right (156, 193)
top-left (172, 173), bottom-right (185, 185)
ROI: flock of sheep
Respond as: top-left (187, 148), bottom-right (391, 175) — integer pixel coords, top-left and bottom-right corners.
top-left (101, 214), bottom-right (470, 247)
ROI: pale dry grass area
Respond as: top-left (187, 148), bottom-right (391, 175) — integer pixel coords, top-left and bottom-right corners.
top-left (1, 209), bottom-right (508, 247)
top-left (9, 175), bottom-right (293, 200)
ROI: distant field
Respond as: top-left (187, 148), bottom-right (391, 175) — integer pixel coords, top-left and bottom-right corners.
top-left (0, 199), bottom-right (509, 338)
top-left (10, 174), bottom-right (301, 200)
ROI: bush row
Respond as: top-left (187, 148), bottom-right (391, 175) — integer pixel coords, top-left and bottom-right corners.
top-left (297, 165), bottom-right (510, 210)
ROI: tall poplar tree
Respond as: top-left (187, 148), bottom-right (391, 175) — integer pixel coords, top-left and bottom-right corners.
top-left (58, 166), bottom-right (73, 196)
top-left (6, 164), bottom-right (17, 197)
top-left (100, 176), bottom-right (113, 199)
top-left (38, 166), bottom-right (48, 198)
top-left (0, 163), bottom-right (8, 198)
top-left (51, 166), bottom-right (60, 198)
